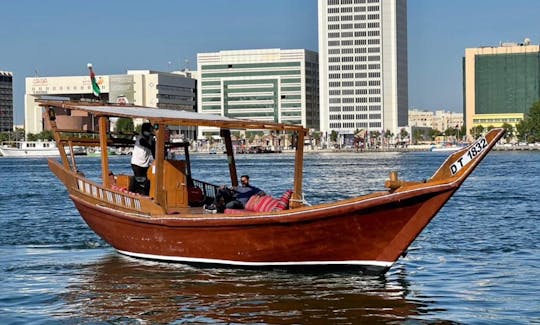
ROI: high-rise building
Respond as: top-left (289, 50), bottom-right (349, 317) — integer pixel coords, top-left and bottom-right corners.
top-left (25, 70), bottom-right (196, 137)
top-left (463, 40), bottom-right (540, 134)
top-left (0, 71), bottom-right (14, 132)
top-left (318, 0), bottom-right (408, 137)
top-left (197, 49), bottom-right (319, 138)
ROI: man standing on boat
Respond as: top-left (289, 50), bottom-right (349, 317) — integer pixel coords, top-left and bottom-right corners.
top-left (130, 122), bottom-right (155, 195)
top-left (207, 175), bottom-right (263, 212)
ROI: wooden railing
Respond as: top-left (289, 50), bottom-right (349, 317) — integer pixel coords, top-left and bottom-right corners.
top-left (75, 176), bottom-right (144, 212)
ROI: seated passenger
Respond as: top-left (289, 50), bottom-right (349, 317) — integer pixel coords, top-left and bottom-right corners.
top-left (206, 175), bottom-right (264, 212)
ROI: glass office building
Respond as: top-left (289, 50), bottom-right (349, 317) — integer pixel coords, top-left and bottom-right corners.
top-left (464, 41), bottom-right (540, 133)
top-left (0, 71), bottom-right (13, 132)
top-left (197, 49), bottom-right (319, 137)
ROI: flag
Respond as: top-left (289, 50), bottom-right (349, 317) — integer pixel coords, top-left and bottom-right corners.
top-left (87, 63), bottom-right (101, 97)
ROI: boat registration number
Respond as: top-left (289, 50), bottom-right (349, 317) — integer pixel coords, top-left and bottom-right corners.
top-left (450, 137), bottom-right (488, 175)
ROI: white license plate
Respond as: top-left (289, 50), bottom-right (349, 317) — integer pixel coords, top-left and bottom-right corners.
top-left (450, 137), bottom-right (488, 175)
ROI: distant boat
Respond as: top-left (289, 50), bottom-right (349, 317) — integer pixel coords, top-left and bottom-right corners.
top-left (86, 148), bottom-right (117, 157)
top-left (0, 141), bottom-right (87, 157)
top-left (430, 144), bottom-right (466, 152)
top-left (0, 141), bottom-right (60, 157)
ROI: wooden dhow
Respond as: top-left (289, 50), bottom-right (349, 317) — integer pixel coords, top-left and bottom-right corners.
top-left (43, 100), bottom-right (505, 274)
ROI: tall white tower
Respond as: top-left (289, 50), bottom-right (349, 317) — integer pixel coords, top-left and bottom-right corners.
top-left (318, 0), bottom-right (408, 136)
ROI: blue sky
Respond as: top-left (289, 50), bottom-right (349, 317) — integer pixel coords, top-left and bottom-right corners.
top-left (2, 0), bottom-right (540, 125)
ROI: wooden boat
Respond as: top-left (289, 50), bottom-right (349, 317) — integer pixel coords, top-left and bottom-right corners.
top-left (42, 100), bottom-right (505, 274)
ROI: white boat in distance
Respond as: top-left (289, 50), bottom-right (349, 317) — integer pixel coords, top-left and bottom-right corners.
top-left (0, 141), bottom-right (61, 157)
top-left (430, 144), bottom-right (466, 152)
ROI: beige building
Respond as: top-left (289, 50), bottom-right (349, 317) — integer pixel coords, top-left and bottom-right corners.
top-left (409, 109), bottom-right (463, 132)
top-left (464, 40), bottom-right (540, 135)
top-left (25, 70), bottom-right (196, 135)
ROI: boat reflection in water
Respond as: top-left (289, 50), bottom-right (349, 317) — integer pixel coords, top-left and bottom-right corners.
top-left (62, 254), bottom-right (435, 324)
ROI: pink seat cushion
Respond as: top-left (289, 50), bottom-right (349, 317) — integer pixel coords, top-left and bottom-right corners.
top-left (244, 190), bottom-right (293, 213)
top-left (245, 195), bottom-right (278, 212)
top-left (273, 190), bottom-right (293, 211)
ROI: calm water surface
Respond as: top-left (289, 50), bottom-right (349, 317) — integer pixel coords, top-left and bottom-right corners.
top-left (0, 151), bottom-right (539, 324)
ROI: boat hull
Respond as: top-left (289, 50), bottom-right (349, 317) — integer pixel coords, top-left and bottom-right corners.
top-left (70, 183), bottom-right (456, 274)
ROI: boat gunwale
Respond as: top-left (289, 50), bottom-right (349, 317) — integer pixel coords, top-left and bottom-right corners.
top-left (70, 180), bottom-right (457, 227)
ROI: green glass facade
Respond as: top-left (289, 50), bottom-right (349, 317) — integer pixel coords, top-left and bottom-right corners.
top-left (200, 62), bottom-right (311, 125)
top-left (475, 53), bottom-right (540, 114)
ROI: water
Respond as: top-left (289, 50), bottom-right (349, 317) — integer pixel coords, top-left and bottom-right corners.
top-left (0, 152), bottom-right (539, 324)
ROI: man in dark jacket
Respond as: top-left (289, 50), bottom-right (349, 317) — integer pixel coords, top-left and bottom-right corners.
top-left (206, 175), bottom-right (263, 212)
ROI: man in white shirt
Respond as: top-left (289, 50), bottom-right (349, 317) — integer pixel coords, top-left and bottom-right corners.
top-left (130, 122), bottom-right (155, 195)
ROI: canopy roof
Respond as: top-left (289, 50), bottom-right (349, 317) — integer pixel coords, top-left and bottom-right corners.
top-left (39, 100), bottom-right (306, 132)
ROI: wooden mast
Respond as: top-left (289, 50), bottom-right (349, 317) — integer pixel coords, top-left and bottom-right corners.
top-left (290, 129), bottom-right (305, 208)
top-left (98, 116), bottom-right (110, 187)
top-left (221, 129), bottom-right (238, 187)
top-left (154, 124), bottom-right (166, 207)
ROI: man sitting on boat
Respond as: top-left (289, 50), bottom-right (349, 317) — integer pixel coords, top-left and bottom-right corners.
top-left (130, 123), bottom-right (155, 195)
top-left (207, 175), bottom-right (264, 213)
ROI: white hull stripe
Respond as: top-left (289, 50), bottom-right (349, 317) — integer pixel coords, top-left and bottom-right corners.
top-left (116, 249), bottom-right (394, 268)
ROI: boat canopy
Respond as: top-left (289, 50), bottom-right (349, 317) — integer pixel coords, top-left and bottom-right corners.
top-left (38, 100), bottom-right (306, 132)
top-left (39, 100), bottom-right (308, 209)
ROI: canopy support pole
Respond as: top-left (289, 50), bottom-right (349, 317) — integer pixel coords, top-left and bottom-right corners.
top-left (154, 124), bottom-right (166, 207)
top-left (98, 116), bottom-right (110, 187)
top-left (221, 129), bottom-right (238, 187)
top-left (291, 129), bottom-right (305, 208)
top-left (44, 107), bottom-right (70, 169)
top-left (184, 144), bottom-right (193, 186)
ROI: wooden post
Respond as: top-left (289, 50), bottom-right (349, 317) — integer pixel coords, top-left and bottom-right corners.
top-left (68, 140), bottom-right (78, 172)
top-left (154, 124), bottom-right (166, 207)
top-left (291, 129), bottom-right (305, 208)
top-left (221, 128), bottom-right (238, 187)
top-left (44, 107), bottom-right (70, 168)
top-left (98, 116), bottom-right (110, 187)
top-left (184, 143), bottom-right (193, 186)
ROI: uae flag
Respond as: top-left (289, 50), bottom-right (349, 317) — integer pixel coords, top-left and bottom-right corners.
top-left (87, 63), bottom-right (101, 97)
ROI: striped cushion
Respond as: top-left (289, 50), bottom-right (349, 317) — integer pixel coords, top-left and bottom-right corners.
top-left (245, 195), bottom-right (263, 211)
top-left (244, 190), bottom-right (293, 213)
top-left (272, 190), bottom-right (293, 211)
top-left (245, 195), bottom-right (279, 212)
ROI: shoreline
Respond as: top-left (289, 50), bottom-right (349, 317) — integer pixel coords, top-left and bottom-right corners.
top-left (191, 144), bottom-right (540, 155)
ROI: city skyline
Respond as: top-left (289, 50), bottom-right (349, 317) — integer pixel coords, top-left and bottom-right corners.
top-left (2, 0), bottom-right (540, 125)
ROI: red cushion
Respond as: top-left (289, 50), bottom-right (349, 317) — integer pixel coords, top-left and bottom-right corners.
top-left (244, 195), bottom-right (278, 212)
top-left (244, 191), bottom-right (293, 213)
top-left (273, 190), bottom-right (293, 211)
top-left (245, 195), bottom-right (263, 211)
top-left (256, 196), bottom-right (279, 212)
